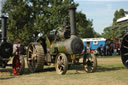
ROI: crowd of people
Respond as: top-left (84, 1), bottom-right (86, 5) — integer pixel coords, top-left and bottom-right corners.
top-left (97, 43), bottom-right (120, 56)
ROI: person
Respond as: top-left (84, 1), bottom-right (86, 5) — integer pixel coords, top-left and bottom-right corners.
top-left (110, 42), bottom-right (114, 56)
top-left (19, 44), bottom-right (25, 55)
top-left (101, 45), bottom-right (103, 56)
top-left (97, 44), bottom-right (103, 56)
top-left (103, 44), bottom-right (106, 56)
top-left (86, 45), bottom-right (91, 53)
top-left (14, 46), bottom-right (20, 56)
top-left (106, 44), bottom-right (109, 56)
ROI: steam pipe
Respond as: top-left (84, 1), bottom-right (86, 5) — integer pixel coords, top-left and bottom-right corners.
top-left (69, 7), bottom-right (76, 35)
top-left (1, 15), bottom-right (8, 42)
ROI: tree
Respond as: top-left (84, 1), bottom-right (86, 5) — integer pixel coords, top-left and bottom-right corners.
top-left (113, 9), bottom-right (125, 24)
top-left (3, 0), bottom-right (98, 44)
top-left (4, 0), bottom-right (78, 44)
top-left (76, 11), bottom-right (97, 38)
top-left (93, 31), bottom-right (101, 38)
top-left (4, 0), bottom-right (32, 44)
top-left (103, 8), bottom-right (126, 39)
top-left (102, 26), bottom-right (114, 39)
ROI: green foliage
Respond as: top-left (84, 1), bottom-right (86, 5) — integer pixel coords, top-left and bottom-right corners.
top-left (3, 0), bottom-right (99, 44)
top-left (113, 9), bottom-right (125, 24)
top-left (93, 31), bottom-right (101, 38)
top-left (102, 8), bottom-right (126, 39)
top-left (4, 0), bottom-right (78, 44)
top-left (76, 12), bottom-right (98, 38)
top-left (102, 26), bottom-right (114, 39)
top-left (4, 0), bottom-right (32, 44)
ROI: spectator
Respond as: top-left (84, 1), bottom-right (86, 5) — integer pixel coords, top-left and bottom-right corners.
top-left (106, 44), bottom-right (109, 56)
top-left (97, 44), bottom-right (102, 56)
top-left (103, 44), bottom-right (106, 56)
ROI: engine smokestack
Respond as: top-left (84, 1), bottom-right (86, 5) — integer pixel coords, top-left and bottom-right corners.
top-left (1, 15), bottom-right (7, 42)
top-left (69, 7), bottom-right (76, 35)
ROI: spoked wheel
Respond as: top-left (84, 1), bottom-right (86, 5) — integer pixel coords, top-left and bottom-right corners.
top-left (27, 43), bottom-right (45, 72)
top-left (121, 34), bottom-right (128, 68)
top-left (83, 53), bottom-right (97, 73)
top-left (55, 53), bottom-right (68, 75)
top-left (12, 55), bottom-right (25, 75)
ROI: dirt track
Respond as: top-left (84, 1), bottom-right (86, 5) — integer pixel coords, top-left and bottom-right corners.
top-left (0, 57), bottom-right (128, 85)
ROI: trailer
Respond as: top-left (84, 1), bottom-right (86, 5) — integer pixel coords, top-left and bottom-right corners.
top-left (82, 38), bottom-right (106, 50)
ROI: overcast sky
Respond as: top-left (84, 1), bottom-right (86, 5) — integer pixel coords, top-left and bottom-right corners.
top-left (74, 0), bottom-right (128, 34)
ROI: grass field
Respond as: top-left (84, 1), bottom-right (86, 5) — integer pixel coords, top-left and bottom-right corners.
top-left (0, 56), bottom-right (128, 85)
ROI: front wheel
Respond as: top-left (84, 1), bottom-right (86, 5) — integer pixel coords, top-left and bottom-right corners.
top-left (12, 55), bottom-right (25, 75)
top-left (83, 53), bottom-right (97, 73)
top-left (55, 53), bottom-right (68, 75)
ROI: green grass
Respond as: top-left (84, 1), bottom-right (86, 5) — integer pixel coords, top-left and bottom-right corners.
top-left (96, 55), bottom-right (121, 58)
top-left (1, 57), bottom-right (128, 85)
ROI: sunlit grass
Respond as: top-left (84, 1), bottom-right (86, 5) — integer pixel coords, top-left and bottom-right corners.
top-left (1, 56), bottom-right (128, 85)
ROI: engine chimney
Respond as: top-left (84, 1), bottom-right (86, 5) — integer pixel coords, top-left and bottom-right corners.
top-left (69, 7), bottom-right (76, 35)
top-left (1, 15), bottom-right (7, 42)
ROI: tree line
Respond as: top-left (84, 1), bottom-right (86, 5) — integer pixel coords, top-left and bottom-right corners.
top-left (0, 0), bottom-right (99, 45)
top-left (102, 8), bottom-right (128, 39)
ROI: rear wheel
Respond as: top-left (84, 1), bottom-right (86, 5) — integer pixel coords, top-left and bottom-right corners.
top-left (121, 34), bottom-right (128, 68)
top-left (12, 55), bottom-right (25, 75)
top-left (27, 43), bottom-right (45, 72)
top-left (83, 53), bottom-right (97, 73)
top-left (55, 53), bottom-right (68, 75)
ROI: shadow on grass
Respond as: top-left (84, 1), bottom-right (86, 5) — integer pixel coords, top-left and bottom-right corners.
top-left (1, 64), bottom-right (126, 77)
top-left (69, 64), bottom-right (84, 71)
top-left (23, 66), bottom-right (56, 75)
top-left (96, 65), bottom-right (126, 72)
top-left (0, 76), bottom-right (15, 80)
top-left (24, 64), bottom-right (85, 75)
top-left (0, 64), bottom-right (85, 77)
top-left (67, 64), bottom-right (127, 73)
top-left (0, 68), bottom-right (32, 80)
top-left (0, 68), bottom-right (13, 73)
top-left (0, 68), bottom-right (15, 80)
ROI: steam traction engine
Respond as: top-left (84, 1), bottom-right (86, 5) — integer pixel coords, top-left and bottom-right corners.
top-left (117, 15), bottom-right (128, 68)
top-left (0, 16), bottom-right (25, 75)
top-left (27, 8), bottom-right (97, 74)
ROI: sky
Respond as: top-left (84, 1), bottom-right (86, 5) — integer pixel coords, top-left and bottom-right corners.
top-left (74, 0), bottom-right (128, 34)
top-left (0, 0), bottom-right (127, 34)
top-left (0, 0), bottom-right (7, 16)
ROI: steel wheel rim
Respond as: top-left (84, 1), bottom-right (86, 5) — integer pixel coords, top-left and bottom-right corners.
top-left (57, 55), bottom-right (65, 73)
top-left (84, 54), bottom-right (96, 73)
top-left (56, 53), bottom-right (68, 75)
